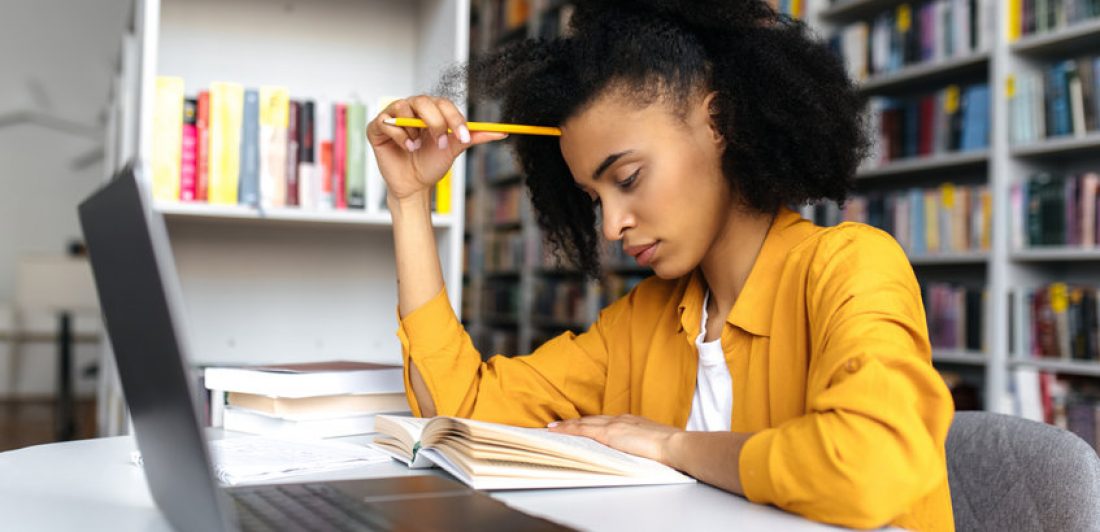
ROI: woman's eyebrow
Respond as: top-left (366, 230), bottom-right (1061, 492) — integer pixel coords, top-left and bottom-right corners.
top-left (591, 150), bottom-right (634, 181)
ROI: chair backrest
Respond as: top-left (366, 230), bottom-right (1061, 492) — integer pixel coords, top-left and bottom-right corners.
top-left (947, 411), bottom-right (1100, 531)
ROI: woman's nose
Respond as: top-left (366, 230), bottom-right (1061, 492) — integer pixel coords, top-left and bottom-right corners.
top-left (600, 199), bottom-right (634, 241)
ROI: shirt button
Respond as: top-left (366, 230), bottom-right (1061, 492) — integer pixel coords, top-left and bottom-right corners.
top-left (845, 358), bottom-right (861, 373)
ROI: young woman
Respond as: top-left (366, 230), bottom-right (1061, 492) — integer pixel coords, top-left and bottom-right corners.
top-left (366, 1), bottom-right (954, 529)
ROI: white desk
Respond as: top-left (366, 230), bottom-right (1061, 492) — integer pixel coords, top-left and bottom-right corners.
top-left (0, 436), bottom-right (852, 531)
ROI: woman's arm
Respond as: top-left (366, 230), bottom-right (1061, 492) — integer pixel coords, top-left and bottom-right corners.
top-left (388, 190), bottom-right (443, 418)
top-left (367, 95), bottom-right (507, 418)
top-left (548, 415), bottom-right (753, 494)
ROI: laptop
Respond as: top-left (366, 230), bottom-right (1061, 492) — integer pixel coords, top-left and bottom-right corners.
top-left (78, 162), bottom-right (571, 532)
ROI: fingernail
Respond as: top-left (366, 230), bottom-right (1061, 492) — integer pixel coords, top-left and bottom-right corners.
top-left (547, 422), bottom-right (559, 428)
top-left (457, 125), bottom-right (471, 144)
top-left (437, 135), bottom-right (449, 150)
top-left (413, 138), bottom-right (423, 150)
top-left (404, 139), bottom-right (417, 152)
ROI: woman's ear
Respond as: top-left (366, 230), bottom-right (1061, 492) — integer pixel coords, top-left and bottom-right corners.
top-left (701, 91), bottom-right (724, 146)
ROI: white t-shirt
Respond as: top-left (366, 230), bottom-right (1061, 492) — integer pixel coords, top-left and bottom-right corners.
top-left (685, 290), bottom-right (733, 432)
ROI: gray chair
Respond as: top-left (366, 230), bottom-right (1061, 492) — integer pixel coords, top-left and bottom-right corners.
top-left (947, 411), bottom-right (1100, 531)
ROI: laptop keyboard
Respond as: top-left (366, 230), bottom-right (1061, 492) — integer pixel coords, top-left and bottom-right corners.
top-left (231, 483), bottom-right (390, 532)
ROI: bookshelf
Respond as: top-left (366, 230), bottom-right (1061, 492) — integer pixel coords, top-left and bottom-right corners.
top-left (790, 0), bottom-right (1100, 434)
top-left (97, 0), bottom-right (471, 433)
top-left (459, 0), bottom-right (1100, 440)
top-left (462, 0), bottom-right (590, 356)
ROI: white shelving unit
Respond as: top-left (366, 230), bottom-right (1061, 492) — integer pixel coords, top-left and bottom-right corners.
top-left (803, 0), bottom-right (1100, 417)
top-left (97, 0), bottom-right (470, 434)
top-left (460, 0), bottom-right (1100, 420)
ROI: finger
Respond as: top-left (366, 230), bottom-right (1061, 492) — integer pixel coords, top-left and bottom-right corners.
top-left (468, 131), bottom-right (509, 147)
top-left (575, 415), bottom-right (613, 426)
top-left (368, 111), bottom-right (418, 152)
top-left (433, 97), bottom-right (471, 145)
top-left (548, 420), bottom-right (591, 436)
top-left (406, 95), bottom-right (450, 151)
top-left (389, 99), bottom-right (423, 146)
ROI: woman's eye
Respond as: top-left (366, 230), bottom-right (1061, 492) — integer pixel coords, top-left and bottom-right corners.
top-left (617, 169), bottom-right (640, 189)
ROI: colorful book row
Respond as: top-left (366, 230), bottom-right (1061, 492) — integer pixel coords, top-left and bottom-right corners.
top-left (1007, 0), bottom-right (1100, 40)
top-left (811, 183), bottom-right (992, 256)
top-left (1011, 172), bottom-right (1100, 248)
top-left (150, 77), bottom-right (450, 214)
top-left (1009, 55), bottom-right (1100, 144)
top-left (829, 0), bottom-right (993, 83)
top-left (867, 83), bottom-right (990, 165)
top-left (924, 283), bottom-right (986, 351)
top-left (1020, 283), bottom-right (1100, 361)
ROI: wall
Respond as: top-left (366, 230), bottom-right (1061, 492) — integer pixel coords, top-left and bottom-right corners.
top-left (0, 0), bottom-right (130, 397)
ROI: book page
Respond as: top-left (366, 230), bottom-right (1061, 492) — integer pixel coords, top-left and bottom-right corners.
top-left (452, 419), bottom-right (681, 475)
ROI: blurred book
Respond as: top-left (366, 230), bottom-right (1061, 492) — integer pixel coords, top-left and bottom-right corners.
top-left (204, 360), bottom-right (402, 398)
top-left (222, 407), bottom-right (406, 439)
top-left (226, 391), bottom-right (408, 418)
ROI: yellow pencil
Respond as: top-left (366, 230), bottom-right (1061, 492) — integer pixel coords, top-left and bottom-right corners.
top-left (382, 117), bottom-right (561, 137)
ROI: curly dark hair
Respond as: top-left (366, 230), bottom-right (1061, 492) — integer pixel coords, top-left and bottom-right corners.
top-left (445, 0), bottom-right (868, 277)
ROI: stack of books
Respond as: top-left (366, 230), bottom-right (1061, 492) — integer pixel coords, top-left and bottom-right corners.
top-left (204, 361), bottom-right (408, 438)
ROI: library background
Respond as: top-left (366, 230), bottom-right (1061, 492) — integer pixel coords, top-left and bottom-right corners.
top-left (1, 0), bottom-right (1099, 459)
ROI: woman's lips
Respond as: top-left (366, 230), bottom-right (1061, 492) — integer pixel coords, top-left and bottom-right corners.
top-left (625, 242), bottom-right (658, 267)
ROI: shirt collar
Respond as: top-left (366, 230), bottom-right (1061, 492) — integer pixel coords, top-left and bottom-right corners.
top-left (677, 206), bottom-right (818, 338)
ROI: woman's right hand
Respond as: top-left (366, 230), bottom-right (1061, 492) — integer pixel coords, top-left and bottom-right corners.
top-left (367, 95), bottom-right (508, 204)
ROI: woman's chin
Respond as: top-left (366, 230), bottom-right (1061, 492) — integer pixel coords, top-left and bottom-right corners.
top-left (649, 258), bottom-right (691, 280)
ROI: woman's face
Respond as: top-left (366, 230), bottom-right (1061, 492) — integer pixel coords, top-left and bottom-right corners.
top-left (559, 89), bottom-right (731, 279)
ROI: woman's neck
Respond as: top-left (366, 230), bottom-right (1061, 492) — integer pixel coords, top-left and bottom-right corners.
top-left (700, 206), bottom-right (776, 321)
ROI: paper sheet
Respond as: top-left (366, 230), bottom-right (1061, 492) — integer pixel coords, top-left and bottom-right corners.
top-left (130, 436), bottom-right (391, 485)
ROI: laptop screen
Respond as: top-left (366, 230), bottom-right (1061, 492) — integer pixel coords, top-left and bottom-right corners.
top-left (78, 163), bottom-right (236, 532)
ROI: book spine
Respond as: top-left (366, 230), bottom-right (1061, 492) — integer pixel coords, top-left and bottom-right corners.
top-left (210, 389), bottom-right (226, 427)
top-left (180, 98), bottom-right (198, 202)
top-left (259, 86), bottom-right (289, 208)
top-left (297, 100), bottom-right (316, 210)
top-left (151, 76), bottom-right (185, 201)
top-left (238, 89), bottom-right (261, 207)
top-left (334, 103), bottom-right (348, 210)
top-left (208, 81), bottom-right (244, 205)
top-left (320, 140), bottom-right (334, 210)
top-left (286, 100), bottom-right (300, 206)
top-left (345, 102), bottom-right (367, 209)
top-left (196, 90), bottom-right (211, 202)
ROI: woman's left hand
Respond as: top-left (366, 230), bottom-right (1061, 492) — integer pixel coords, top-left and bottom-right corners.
top-left (547, 415), bottom-right (682, 466)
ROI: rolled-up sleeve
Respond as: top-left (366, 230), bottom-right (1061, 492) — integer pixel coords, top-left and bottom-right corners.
top-left (739, 227), bottom-right (955, 529)
top-left (396, 287), bottom-right (613, 427)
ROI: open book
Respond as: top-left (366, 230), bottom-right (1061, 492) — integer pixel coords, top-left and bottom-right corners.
top-left (372, 415), bottom-right (695, 490)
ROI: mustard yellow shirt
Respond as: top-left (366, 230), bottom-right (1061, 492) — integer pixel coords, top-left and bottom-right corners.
top-left (397, 207), bottom-right (954, 530)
